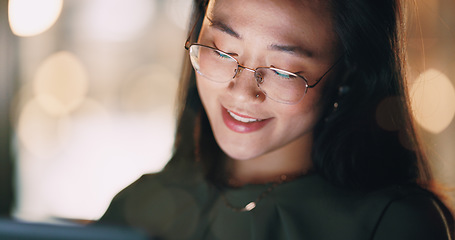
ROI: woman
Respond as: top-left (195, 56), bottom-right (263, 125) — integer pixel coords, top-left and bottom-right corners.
top-left (99, 0), bottom-right (454, 239)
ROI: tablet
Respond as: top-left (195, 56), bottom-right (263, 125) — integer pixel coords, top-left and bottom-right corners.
top-left (0, 218), bottom-right (149, 240)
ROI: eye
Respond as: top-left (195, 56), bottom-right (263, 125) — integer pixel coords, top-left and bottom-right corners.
top-left (216, 50), bottom-right (231, 59)
top-left (272, 69), bottom-right (293, 79)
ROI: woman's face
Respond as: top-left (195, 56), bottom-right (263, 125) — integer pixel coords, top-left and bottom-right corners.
top-left (196, 0), bottom-right (342, 161)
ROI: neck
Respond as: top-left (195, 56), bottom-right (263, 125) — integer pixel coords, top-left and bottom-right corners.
top-left (226, 134), bottom-right (314, 186)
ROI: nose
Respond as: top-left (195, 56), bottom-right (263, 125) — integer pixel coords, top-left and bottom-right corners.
top-left (234, 65), bottom-right (255, 78)
top-left (229, 65), bottom-right (264, 102)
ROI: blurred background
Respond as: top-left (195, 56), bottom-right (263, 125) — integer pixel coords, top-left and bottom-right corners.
top-left (0, 0), bottom-right (454, 223)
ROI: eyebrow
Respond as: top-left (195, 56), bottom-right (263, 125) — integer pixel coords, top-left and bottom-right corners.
top-left (206, 16), bottom-right (312, 58)
top-left (206, 16), bottom-right (241, 39)
top-left (269, 44), bottom-right (313, 58)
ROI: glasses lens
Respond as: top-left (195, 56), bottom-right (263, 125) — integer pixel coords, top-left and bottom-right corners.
top-left (187, 45), bottom-right (308, 104)
top-left (189, 45), bottom-right (237, 83)
top-left (255, 68), bottom-right (308, 104)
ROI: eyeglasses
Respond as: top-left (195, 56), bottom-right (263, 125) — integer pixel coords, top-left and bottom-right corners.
top-left (184, 17), bottom-right (342, 104)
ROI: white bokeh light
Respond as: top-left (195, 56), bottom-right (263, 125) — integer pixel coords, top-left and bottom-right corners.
top-left (410, 68), bottom-right (455, 134)
top-left (8, 0), bottom-right (63, 37)
top-left (78, 0), bottom-right (156, 42)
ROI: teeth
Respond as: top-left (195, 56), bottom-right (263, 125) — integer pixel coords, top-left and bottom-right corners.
top-left (227, 110), bottom-right (261, 123)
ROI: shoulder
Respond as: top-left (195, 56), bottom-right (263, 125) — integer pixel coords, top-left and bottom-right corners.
top-left (266, 174), bottom-right (453, 239)
top-left (96, 173), bottom-right (165, 225)
top-left (99, 162), bottom-right (210, 226)
top-left (287, 175), bottom-right (453, 239)
top-left (111, 161), bottom-right (206, 200)
top-left (370, 186), bottom-right (453, 240)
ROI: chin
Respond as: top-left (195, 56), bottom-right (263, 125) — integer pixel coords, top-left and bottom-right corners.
top-left (218, 143), bottom-right (264, 161)
top-left (225, 153), bottom-right (254, 161)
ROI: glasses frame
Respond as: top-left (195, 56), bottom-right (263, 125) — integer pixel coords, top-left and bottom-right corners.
top-left (184, 13), bottom-right (343, 104)
top-left (187, 44), bottom-right (311, 104)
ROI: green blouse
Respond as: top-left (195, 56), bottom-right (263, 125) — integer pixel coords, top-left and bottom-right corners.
top-left (99, 163), bottom-right (453, 240)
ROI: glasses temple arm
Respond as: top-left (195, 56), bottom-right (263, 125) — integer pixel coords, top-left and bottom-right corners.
top-left (307, 54), bottom-right (345, 88)
top-left (185, 12), bottom-right (205, 50)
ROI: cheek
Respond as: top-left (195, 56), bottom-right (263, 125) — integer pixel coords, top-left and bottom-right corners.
top-left (196, 76), bottom-right (221, 115)
top-left (196, 77), bottom-right (210, 108)
top-left (277, 89), bottom-right (325, 128)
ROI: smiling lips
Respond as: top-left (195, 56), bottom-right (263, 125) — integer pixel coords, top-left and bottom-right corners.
top-left (222, 106), bottom-right (271, 133)
top-left (227, 109), bottom-right (262, 123)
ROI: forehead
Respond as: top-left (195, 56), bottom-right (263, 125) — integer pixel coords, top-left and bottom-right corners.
top-left (207, 0), bottom-right (332, 24)
top-left (205, 0), bottom-right (337, 51)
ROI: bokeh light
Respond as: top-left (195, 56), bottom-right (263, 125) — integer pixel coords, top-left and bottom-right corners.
top-left (120, 64), bottom-right (178, 113)
top-left (38, 98), bottom-right (175, 220)
top-left (34, 51), bottom-right (89, 116)
top-left (17, 99), bottom-right (68, 159)
top-left (78, 0), bottom-right (155, 42)
top-left (8, 0), bottom-right (63, 37)
top-left (166, 0), bottom-right (193, 30)
top-left (410, 68), bottom-right (455, 134)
